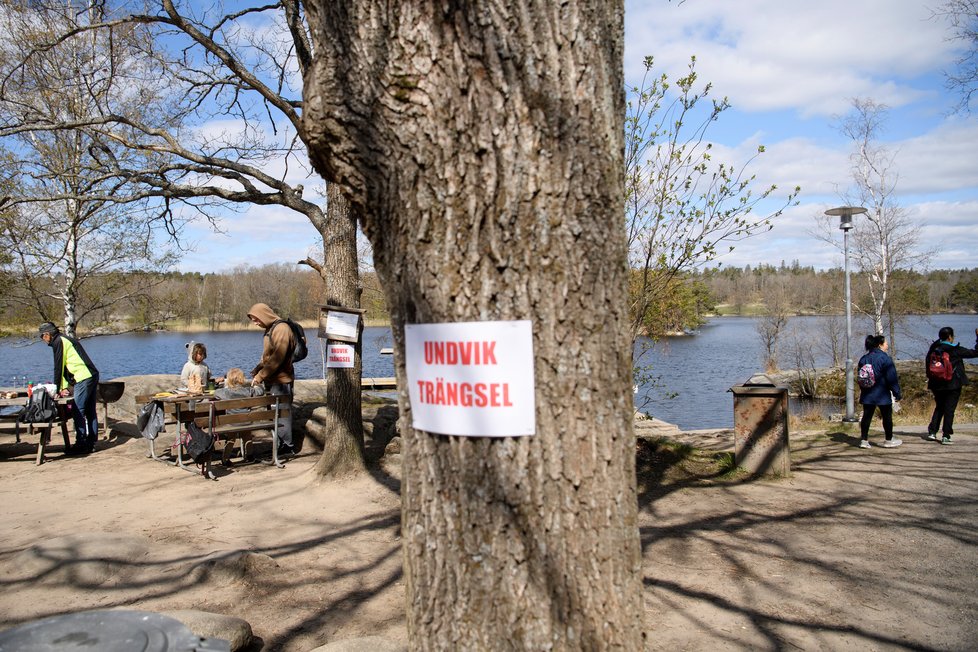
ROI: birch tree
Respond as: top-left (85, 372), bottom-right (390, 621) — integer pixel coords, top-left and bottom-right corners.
top-left (301, 2), bottom-right (643, 647)
top-left (0, 0), bottom-right (177, 337)
top-left (838, 98), bottom-right (926, 355)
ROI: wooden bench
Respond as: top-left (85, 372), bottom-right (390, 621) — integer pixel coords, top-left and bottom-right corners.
top-left (1, 395), bottom-right (73, 465)
top-left (135, 393), bottom-right (292, 476)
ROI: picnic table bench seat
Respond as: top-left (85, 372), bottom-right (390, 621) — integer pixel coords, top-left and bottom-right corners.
top-left (1, 394), bottom-right (73, 465)
top-left (135, 393), bottom-right (291, 475)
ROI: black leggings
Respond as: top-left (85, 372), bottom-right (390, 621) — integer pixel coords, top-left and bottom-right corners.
top-left (929, 389), bottom-right (962, 436)
top-left (860, 404), bottom-right (894, 440)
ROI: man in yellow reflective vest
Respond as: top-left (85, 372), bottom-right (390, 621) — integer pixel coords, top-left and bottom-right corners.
top-left (39, 322), bottom-right (100, 455)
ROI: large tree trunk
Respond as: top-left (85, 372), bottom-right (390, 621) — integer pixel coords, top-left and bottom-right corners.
top-left (302, 3), bottom-right (643, 648)
top-left (312, 184), bottom-right (367, 477)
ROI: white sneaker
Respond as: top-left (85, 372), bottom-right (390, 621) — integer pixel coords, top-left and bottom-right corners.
top-left (925, 433), bottom-right (938, 441)
top-left (859, 440), bottom-right (871, 449)
top-left (882, 439), bottom-right (903, 448)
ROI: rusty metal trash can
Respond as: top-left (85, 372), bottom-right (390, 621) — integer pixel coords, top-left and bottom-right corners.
top-left (729, 374), bottom-right (790, 476)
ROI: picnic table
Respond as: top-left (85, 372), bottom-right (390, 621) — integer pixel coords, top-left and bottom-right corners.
top-left (135, 390), bottom-right (292, 478)
top-left (0, 390), bottom-right (73, 465)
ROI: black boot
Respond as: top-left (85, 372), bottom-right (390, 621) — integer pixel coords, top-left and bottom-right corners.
top-left (66, 438), bottom-right (94, 456)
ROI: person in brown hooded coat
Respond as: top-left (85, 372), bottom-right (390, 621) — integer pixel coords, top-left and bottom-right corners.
top-left (247, 303), bottom-right (296, 456)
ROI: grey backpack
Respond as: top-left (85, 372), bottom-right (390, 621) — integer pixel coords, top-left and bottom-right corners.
top-left (20, 390), bottom-right (57, 422)
top-left (17, 390), bottom-right (57, 436)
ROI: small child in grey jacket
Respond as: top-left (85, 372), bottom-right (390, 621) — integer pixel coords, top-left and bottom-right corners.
top-left (181, 341), bottom-right (212, 392)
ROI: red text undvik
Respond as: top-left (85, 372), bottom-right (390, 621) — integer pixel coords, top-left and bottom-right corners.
top-left (417, 340), bottom-right (512, 407)
top-left (424, 340), bottom-right (498, 365)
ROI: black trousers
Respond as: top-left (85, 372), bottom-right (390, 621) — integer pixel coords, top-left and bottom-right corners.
top-left (860, 404), bottom-right (894, 439)
top-left (929, 388), bottom-right (962, 436)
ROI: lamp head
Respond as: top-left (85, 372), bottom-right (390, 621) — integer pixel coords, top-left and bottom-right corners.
top-left (825, 206), bottom-right (868, 232)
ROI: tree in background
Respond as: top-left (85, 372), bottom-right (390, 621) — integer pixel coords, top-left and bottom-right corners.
top-left (755, 278), bottom-right (790, 372)
top-left (302, 2), bottom-right (642, 647)
top-left (0, 0), bottom-right (368, 476)
top-left (123, 0), bottom-right (368, 477)
top-left (934, 0), bottom-right (978, 113)
top-left (630, 269), bottom-right (713, 336)
top-left (782, 322), bottom-right (822, 398)
top-left (0, 1), bottom-right (177, 337)
top-left (836, 98), bottom-right (928, 357)
top-left (624, 55), bottom-right (798, 338)
top-left (950, 271), bottom-right (978, 310)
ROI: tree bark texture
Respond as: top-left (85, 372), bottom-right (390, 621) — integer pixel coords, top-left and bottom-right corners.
top-left (302, 3), bottom-right (642, 649)
top-left (312, 183), bottom-right (367, 477)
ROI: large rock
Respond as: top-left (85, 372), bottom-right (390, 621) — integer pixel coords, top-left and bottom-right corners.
top-left (103, 374), bottom-right (180, 427)
top-left (161, 609), bottom-right (253, 652)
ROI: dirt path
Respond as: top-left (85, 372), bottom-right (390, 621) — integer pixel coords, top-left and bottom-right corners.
top-left (1, 420), bottom-right (976, 650)
top-left (642, 424), bottom-right (978, 650)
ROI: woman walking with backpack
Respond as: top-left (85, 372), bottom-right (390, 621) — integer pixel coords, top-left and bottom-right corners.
top-left (925, 326), bottom-right (978, 445)
top-left (857, 334), bottom-right (902, 449)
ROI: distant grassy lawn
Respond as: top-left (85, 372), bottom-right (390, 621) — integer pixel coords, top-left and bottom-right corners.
top-left (713, 303), bottom-right (766, 316)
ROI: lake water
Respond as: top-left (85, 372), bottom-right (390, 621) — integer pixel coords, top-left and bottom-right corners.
top-left (2, 315), bottom-right (974, 430)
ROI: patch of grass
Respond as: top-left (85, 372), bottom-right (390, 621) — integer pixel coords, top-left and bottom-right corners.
top-left (636, 436), bottom-right (745, 500)
top-left (713, 451), bottom-right (740, 476)
top-left (789, 403), bottom-right (827, 430)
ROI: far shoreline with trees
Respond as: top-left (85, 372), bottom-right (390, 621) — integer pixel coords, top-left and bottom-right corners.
top-left (2, 261), bottom-right (976, 339)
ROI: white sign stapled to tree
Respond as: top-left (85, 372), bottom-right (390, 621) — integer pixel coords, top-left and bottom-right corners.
top-left (326, 343), bottom-right (355, 368)
top-left (325, 310), bottom-right (360, 341)
top-left (404, 320), bottom-right (535, 436)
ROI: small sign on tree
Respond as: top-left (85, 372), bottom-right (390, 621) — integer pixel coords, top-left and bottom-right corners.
top-left (317, 304), bottom-right (364, 343)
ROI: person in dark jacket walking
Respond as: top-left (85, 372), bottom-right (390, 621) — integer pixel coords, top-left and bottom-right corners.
top-left (38, 322), bottom-right (99, 455)
top-left (926, 326), bottom-right (978, 445)
top-left (857, 334), bottom-right (902, 449)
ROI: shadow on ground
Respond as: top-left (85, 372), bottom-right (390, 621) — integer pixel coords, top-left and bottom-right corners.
top-left (637, 429), bottom-right (978, 650)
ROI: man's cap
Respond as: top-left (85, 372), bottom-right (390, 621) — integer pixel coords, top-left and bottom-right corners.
top-left (38, 322), bottom-right (59, 335)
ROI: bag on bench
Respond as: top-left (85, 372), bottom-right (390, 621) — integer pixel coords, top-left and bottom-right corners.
top-left (137, 401), bottom-right (165, 440)
top-left (185, 421), bottom-right (214, 464)
top-left (16, 389), bottom-right (57, 437)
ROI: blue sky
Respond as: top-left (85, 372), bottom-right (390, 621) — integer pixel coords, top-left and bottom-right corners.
top-left (178, 0), bottom-right (977, 272)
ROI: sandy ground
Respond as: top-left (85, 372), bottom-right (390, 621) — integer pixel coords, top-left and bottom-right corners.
top-left (1, 405), bottom-right (977, 651)
top-left (640, 423), bottom-right (978, 651)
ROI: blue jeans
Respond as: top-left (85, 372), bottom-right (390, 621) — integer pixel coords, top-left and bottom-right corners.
top-left (71, 375), bottom-right (99, 444)
top-left (268, 382), bottom-right (293, 447)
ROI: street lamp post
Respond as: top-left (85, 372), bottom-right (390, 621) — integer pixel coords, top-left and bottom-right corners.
top-left (825, 206), bottom-right (868, 423)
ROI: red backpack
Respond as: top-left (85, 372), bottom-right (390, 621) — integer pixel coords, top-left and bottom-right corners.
top-left (926, 349), bottom-right (954, 382)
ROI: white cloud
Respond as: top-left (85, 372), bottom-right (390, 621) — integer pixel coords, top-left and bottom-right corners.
top-left (188, 116), bottom-right (321, 192)
top-left (709, 135), bottom-right (849, 199)
top-left (176, 202), bottom-right (322, 273)
top-left (714, 118), bottom-right (978, 205)
top-left (699, 195), bottom-right (978, 272)
top-left (895, 121), bottom-right (978, 195)
top-left (625, 0), bottom-right (957, 116)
